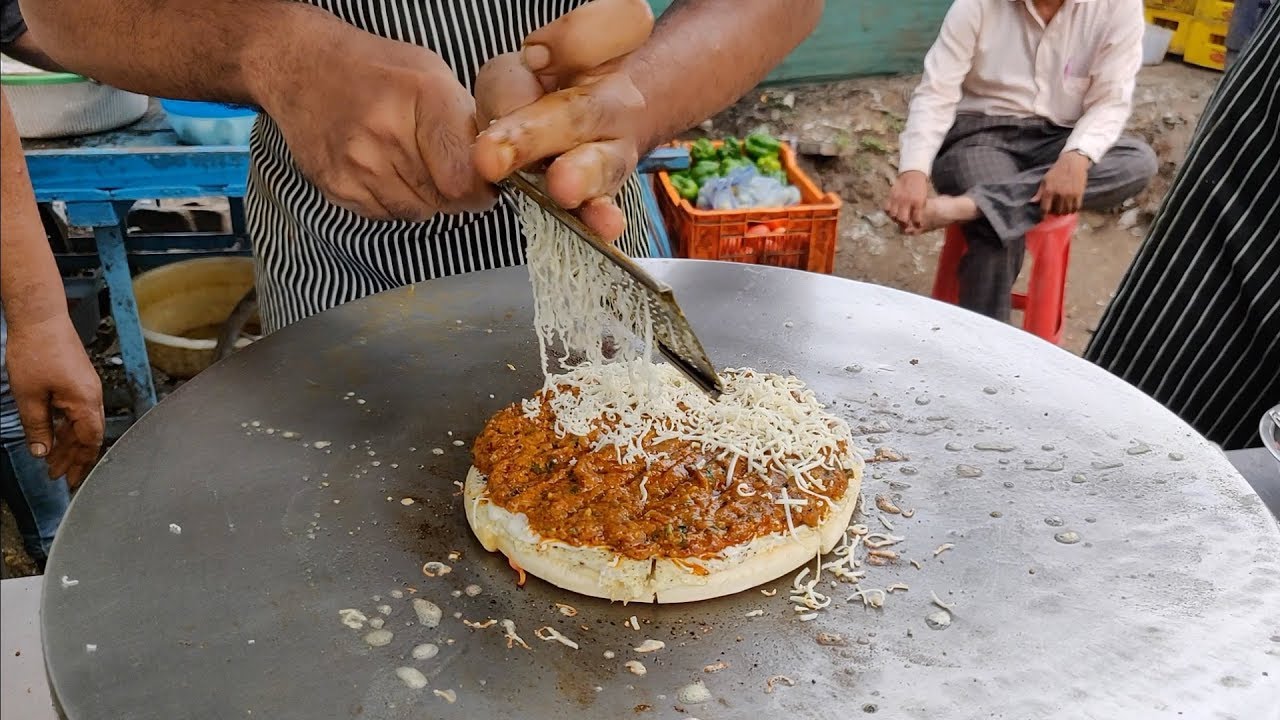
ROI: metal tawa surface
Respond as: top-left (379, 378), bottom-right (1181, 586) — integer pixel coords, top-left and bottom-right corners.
top-left (43, 261), bottom-right (1280, 720)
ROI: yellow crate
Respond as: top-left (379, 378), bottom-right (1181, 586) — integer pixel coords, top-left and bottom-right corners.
top-left (1194, 0), bottom-right (1234, 23)
top-left (1185, 20), bottom-right (1229, 70)
top-left (1146, 9), bottom-right (1195, 55)
top-left (1146, 0), bottom-right (1198, 13)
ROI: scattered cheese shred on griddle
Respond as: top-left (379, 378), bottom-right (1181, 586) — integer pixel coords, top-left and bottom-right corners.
top-left (535, 626), bottom-right (580, 650)
top-left (765, 675), bottom-right (796, 693)
top-left (500, 619), bottom-right (530, 650)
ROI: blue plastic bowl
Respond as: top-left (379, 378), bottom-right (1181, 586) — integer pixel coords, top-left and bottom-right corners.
top-left (159, 99), bottom-right (257, 146)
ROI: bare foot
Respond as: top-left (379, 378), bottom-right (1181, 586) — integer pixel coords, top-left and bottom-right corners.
top-left (908, 195), bottom-right (980, 234)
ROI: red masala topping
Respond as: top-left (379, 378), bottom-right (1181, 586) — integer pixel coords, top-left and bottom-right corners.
top-left (472, 401), bottom-right (851, 560)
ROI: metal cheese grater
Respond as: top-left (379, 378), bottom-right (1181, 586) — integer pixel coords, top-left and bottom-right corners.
top-left (504, 170), bottom-right (723, 398)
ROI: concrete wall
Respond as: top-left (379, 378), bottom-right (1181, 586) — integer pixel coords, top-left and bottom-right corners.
top-left (648, 0), bottom-right (950, 82)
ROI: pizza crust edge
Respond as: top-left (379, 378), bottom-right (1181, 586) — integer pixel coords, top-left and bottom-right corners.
top-left (463, 462), bottom-right (863, 604)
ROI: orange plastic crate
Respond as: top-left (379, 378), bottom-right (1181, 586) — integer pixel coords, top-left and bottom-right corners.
top-left (655, 141), bottom-right (842, 274)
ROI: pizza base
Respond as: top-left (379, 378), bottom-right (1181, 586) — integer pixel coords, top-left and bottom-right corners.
top-left (463, 464), bottom-right (863, 604)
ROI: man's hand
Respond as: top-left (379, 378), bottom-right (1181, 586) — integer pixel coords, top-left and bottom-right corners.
top-left (256, 25), bottom-right (494, 222)
top-left (1033, 152), bottom-right (1091, 216)
top-left (6, 316), bottom-right (104, 488)
top-left (471, 0), bottom-right (656, 241)
top-left (885, 171), bottom-right (931, 234)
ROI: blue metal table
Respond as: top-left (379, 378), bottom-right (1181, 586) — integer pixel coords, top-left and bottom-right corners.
top-left (23, 104), bottom-right (683, 421)
top-left (23, 105), bottom-right (250, 419)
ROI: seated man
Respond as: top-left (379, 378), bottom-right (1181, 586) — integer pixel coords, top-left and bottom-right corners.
top-left (885, 0), bottom-right (1158, 321)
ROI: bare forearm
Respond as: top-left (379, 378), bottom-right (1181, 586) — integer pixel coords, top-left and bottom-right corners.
top-left (18, 0), bottom-right (348, 106)
top-left (0, 95), bottom-right (64, 326)
top-left (3, 33), bottom-right (66, 73)
top-left (622, 0), bottom-right (823, 150)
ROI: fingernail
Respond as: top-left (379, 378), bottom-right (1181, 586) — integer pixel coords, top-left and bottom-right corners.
top-left (496, 144), bottom-right (517, 172)
top-left (30, 442), bottom-right (48, 458)
top-left (522, 44), bottom-right (551, 71)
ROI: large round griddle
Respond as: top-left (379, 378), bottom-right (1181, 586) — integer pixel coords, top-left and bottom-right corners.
top-left (43, 261), bottom-right (1280, 719)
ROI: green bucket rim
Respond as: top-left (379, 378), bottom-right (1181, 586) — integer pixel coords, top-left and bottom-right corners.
top-left (0, 71), bottom-right (87, 86)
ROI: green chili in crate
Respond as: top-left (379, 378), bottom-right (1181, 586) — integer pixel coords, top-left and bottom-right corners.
top-left (719, 157), bottom-right (752, 175)
top-left (745, 132), bottom-right (782, 160)
top-left (719, 136), bottom-right (745, 160)
top-left (690, 160), bottom-right (721, 185)
top-left (690, 138), bottom-right (718, 164)
top-left (755, 154), bottom-right (783, 177)
top-left (669, 172), bottom-right (699, 201)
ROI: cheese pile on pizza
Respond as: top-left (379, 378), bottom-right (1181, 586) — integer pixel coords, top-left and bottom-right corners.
top-left (463, 197), bottom-right (864, 603)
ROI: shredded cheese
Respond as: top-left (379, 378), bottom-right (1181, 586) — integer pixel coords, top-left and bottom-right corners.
top-left (500, 619), bottom-right (530, 650)
top-left (518, 199), bottom-right (861, 525)
top-left (634, 639), bottom-right (666, 653)
top-left (535, 626), bottom-right (580, 650)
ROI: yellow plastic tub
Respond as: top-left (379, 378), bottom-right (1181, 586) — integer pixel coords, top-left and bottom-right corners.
top-left (132, 257), bottom-right (258, 378)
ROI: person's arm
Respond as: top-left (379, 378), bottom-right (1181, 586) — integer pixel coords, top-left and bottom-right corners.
top-left (897, 0), bottom-right (982, 176)
top-left (1, 0), bottom-right (64, 72)
top-left (1061, 1), bottom-right (1144, 163)
top-left (609, 0), bottom-right (823, 154)
top-left (884, 0), bottom-right (980, 232)
top-left (0, 92), bottom-right (104, 487)
top-left (18, 0), bottom-right (330, 105)
top-left (473, 0), bottom-right (823, 239)
top-left (21, 0), bottom-right (492, 222)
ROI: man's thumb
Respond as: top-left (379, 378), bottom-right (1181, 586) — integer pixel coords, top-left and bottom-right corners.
top-left (16, 396), bottom-right (54, 458)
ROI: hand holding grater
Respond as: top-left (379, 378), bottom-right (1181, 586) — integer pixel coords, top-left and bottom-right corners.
top-left (504, 170), bottom-right (723, 398)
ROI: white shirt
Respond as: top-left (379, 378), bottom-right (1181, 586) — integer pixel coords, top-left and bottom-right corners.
top-left (898, 0), bottom-right (1145, 175)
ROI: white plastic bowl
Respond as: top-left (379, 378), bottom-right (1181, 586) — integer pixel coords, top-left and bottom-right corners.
top-left (159, 99), bottom-right (257, 146)
top-left (1, 56), bottom-right (148, 138)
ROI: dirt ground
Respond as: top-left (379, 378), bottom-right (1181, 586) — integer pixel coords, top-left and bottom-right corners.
top-left (0, 62), bottom-right (1223, 578)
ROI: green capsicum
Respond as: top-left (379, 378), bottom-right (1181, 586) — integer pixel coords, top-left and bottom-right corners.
top-left (745, 132), bottom-right (782, 160)
top-left (669, 172), bottom-right (699, 201)
top-left (690, 138), bottom-right (718, 164)
top-left (719, 137), bottom-right (744, 160)
top-left (690, 160), bottom-right (721, 185)
top-left (756, 154), bottom-right (783, 176)
top-left (720, 157), bottom-right (752, 175)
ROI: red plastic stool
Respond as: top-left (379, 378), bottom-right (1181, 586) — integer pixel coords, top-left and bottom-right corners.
top-left (931, 213), bottom-right (1078, 345)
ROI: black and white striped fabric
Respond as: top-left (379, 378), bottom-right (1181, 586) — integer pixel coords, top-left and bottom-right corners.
top-left (245, 0), bottom-right (657, 332)
top-left (1085, 4), bottom-right (1280, 450)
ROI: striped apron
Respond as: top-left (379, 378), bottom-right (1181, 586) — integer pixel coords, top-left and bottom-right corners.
top-left (246, 0), bottom-right (656, 333)
top-left (1084, 5), bottom-right (1280, 450)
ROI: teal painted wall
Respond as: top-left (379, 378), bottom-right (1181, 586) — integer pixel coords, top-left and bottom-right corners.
top-left (648, 0), bottom-right (950, 82)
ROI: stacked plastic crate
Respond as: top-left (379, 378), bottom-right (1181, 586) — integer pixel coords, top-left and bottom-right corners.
top-left (1145, 0), bottom-right (1233, 70)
